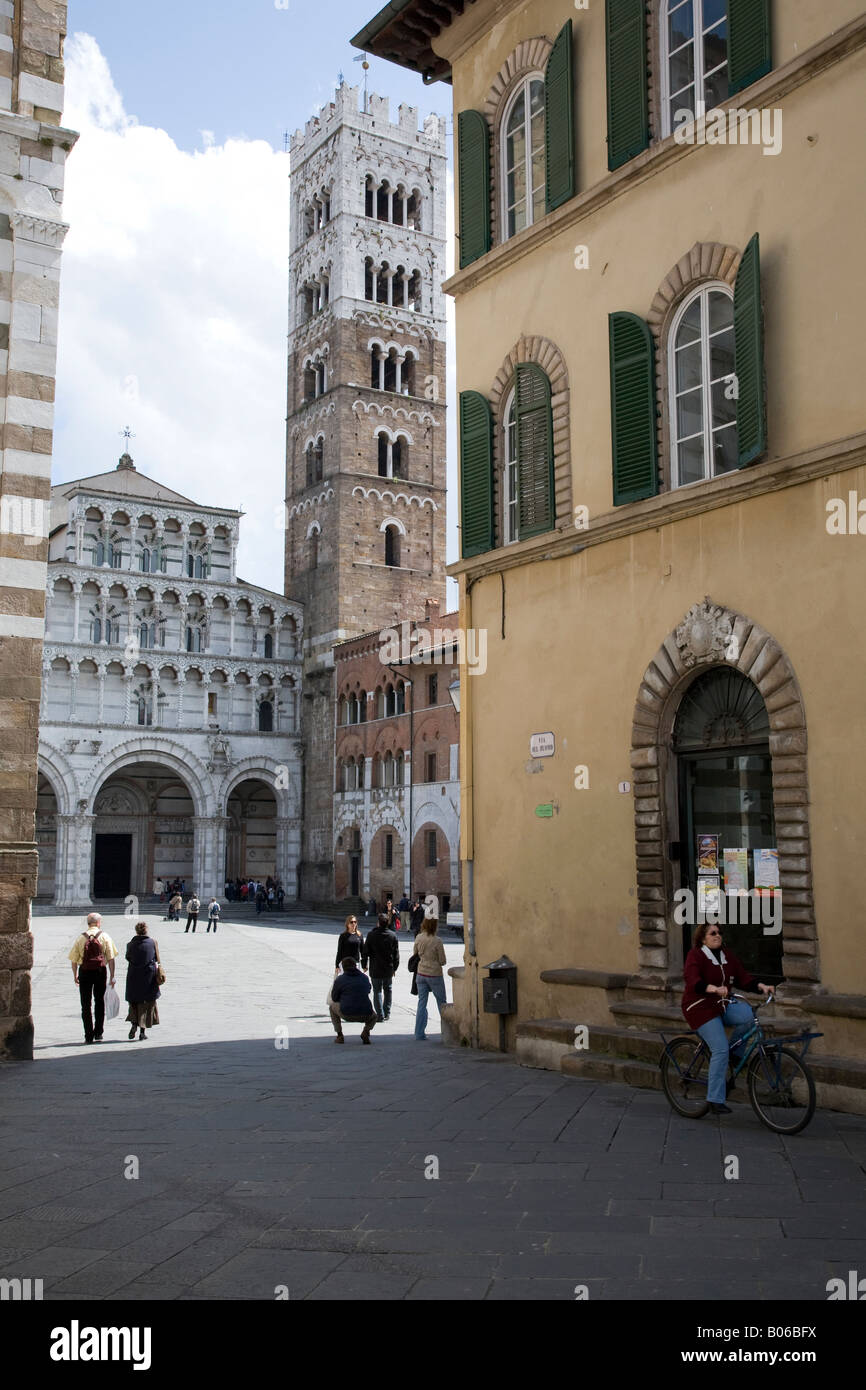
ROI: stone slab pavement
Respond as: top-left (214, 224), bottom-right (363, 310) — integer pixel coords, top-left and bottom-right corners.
top-left (0, 909), bottom-right (865, 1301)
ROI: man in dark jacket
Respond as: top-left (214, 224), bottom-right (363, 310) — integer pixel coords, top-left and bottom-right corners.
top-left (330, 957), bottom-right (377, 1044)
top-left (410, 897), bottom-right (425, 934)
top-left (362, 912), bottom-right (400, 1022)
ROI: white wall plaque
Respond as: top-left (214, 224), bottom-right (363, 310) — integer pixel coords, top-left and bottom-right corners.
top-left (530, 732), bottom-right (555, 758)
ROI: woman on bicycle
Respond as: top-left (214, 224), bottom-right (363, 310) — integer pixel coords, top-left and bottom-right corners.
top-left (682, 922), bottom-right (774, 1115)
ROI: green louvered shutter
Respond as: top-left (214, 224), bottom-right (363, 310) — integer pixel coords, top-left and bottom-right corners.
top-left (545, 20), bottom-right (575, 213)
top-left (734, 233), bottom-right (766, 467)
top-left (728, 0), bottom-right (772, 96)
top-left (515, 363), bottom-right (554, 539)
top-left (457, 110), bottom-right (491, 269)
top-left (606, 0), bottom-right (649, 172)
top-left (609, 312), bottom-right (658, 505)
top-left (460, 391), bottom-right (493, 557)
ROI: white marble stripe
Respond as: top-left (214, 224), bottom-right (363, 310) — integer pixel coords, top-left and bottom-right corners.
top-left (0, 556), bottom-right (47, 588)
top-left (0, 613), bottom-right (44, 638)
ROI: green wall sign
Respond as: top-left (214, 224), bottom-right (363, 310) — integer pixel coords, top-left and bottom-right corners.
top-left (535, 804), bottom-right (554, 818)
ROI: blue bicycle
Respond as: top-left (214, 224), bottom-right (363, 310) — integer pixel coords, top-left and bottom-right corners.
top-left (660, 994), bottom-right (822, 1134)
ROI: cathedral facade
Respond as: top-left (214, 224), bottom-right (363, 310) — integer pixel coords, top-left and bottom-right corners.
top-left (37, 453), bottom-right (303, 908)
top-left (284, 84), bottom-right (448, 903)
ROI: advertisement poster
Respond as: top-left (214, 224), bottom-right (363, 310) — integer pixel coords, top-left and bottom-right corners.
top-left (723, 848), bottom-right (749, 895)
top-left (698, 877), bottom-right (721, 915)
top-left (697, 834), bottom-right (719, 874)
top-left (754, 847), bottom-right (780, 891)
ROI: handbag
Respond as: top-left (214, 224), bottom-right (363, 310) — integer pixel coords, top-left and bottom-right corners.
top-left (407, 953), bottom-right (419, 974)
top-left (154, 943), bottom-right (166, 986)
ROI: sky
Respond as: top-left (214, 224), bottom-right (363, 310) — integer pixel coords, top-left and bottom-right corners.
top-left (56, 1), bottom-right (457, 599)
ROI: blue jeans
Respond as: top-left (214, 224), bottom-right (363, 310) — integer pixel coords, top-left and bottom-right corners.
top-left (414, 975), bottom-right (447, 1039)
top-left (371, 976), bottom-right (393, 1019)
top-left (696, 999), bottom-right (755, 1103)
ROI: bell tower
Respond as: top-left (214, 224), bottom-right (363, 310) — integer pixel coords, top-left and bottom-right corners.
top-left (284, 83), bottom-right (448, 901)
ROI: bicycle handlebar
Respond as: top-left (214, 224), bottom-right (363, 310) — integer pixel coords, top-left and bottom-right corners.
top-left (730, 990), bottom-right (775, 1008)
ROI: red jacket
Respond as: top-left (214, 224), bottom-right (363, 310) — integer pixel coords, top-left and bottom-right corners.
top-left (681, 946), bottom-right (760, 1029)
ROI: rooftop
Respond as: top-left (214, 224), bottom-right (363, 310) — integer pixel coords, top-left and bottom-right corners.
top-left (351, 0), bottom-right (478, 84)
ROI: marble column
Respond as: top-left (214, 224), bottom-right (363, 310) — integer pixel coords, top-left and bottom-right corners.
top-left (275, 817), bottom-right (301, 902)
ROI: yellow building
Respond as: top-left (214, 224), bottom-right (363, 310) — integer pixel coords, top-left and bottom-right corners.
top-left (354, 1), bottom-right (866, 1108)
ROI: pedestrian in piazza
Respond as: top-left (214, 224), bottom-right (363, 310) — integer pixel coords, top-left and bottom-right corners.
top-left (124, 921), bottom-right (162, 1042)
top-left (362, 912), bottom-right (400, 1022)
top-left (384, 895), bottom-right (398, 930)
top-left (206, 898), bottom-right (221, 933)
top-left (410, 897), bottom-right (425, 934)
top-left (398, 893), bottom-right (411, 934)
top-left (68, 912), bottom-right (118, 1045)
top-left (168, 890), bottom-right (182, 922)
top-left (330, 957), bottom-right (377, 1044)
top-left (334, 913), bottom-right (365, 972)
top-left (413, 916), bottom-right (448, 1041)
top-left (185, 893), bottom-right (201, 933)
top-left (276, 882), bottom-right (285, 908)
top-left (255, 886), bottom-right (266, 916)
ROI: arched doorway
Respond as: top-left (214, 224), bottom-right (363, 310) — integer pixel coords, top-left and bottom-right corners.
top-left (225, 779), bottom-right (277, 883)
top-left (673, 667), bottom-right (781, 980)
top-left (35, 773), bottom-right (59, 902)
top-left (92, 763), bottom-right (196, 899)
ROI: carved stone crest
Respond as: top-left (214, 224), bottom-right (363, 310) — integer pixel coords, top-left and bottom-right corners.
top-left (207, 733), bottom-right (231, 772)
top-left (675, 598), bottom-right (734, 668)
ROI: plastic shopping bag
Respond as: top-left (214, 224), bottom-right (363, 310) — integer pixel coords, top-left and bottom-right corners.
top-left (104, 983), bottom-right (121, 1021)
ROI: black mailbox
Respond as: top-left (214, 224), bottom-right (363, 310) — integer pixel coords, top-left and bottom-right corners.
top-left (482, 955), bottom-right (517, 1015)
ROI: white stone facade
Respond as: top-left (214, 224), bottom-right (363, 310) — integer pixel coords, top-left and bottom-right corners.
top-left (37, 457), bottom-right (303, 908)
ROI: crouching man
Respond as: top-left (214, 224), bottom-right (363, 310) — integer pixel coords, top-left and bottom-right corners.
top-left (330, 957), bottom-right (377, 1045)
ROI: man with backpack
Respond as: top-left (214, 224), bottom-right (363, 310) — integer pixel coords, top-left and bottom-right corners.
top-left (206, 898), bottom-right (221, 933)
top-left (185, 894), bottom-right (201, 933)
top-left (68, 913), bottom-right (118, 1044)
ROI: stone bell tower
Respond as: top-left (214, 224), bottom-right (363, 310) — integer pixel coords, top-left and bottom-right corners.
top-left (284, 82), bottom-right (447, 902)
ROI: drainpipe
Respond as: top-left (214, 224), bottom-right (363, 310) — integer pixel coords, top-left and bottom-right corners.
top-left (460, 572), bottom-right (479, 1049)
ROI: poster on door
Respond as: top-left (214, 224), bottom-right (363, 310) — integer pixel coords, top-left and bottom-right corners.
top-left (697, 834), bottom-right (719, 874)
top-left (754, 847), bottom-right (780, 891)
top-left (723, 848), bottom-right (749, 895)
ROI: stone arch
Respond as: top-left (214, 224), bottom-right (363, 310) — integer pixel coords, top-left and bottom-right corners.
top-left (489, 334), bottom-right (571, 540)
top-left (36, 747), bottom-right (76, 817)
top-left (85, 740), bottom-right (213, 817)
top-left (483, 37), bottom-right (554, 247)
top-left (646, 241), bottom-right (742, 489)
top-left (220, 759), bottom-right (297, 818)
top-left (630, 596), bottom-right (816, 985)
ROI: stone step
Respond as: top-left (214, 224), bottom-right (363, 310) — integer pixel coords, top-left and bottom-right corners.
top-left (609, 998), bottom-right (811, 1036)
top-left (561, 1051), bottom-right (661, 1091)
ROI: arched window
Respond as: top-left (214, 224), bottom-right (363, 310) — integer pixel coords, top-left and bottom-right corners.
top-left (108, 542), bottom-right (121, 569)
top-left (375, 686), bottom-right (385, 718)
top-left (314, 437), bottom-right (324, 482)
top-left (384, 526), bottom-right (400, 568)
top-left (186, 626), bottom-right (203, 654)
top-left (378, 434), bottom-right (389, 477)
top-left (383, 751), bottom-right (394, 787)
top-left (95, 539), bottom-right (106, 566)
top-left (503, 390), bottom-right (519, 544)
top-left (365, 177), bottom-right (375, 218)
top-left (309, 529), bottom-right (319, 571)
top-left (402, 354), bottom-right (416, 396)
top-left (263, 632), bottom-right (274, 659)
top-left (140, 548), bottom-right (151, 573)
top-left (395, 751), bottom-right (404, 784)
top-left (502, 75), bottom-right (546, 239)
top-left (91, 616), bottom-right (102, 643)
top-left (395, 682), bottom-right (406, 715)
top-left (258, 700), bottom-right (274, 732)
top-left (305, 443), bottom-right (314, 487)
top-left (137, 695), bottom-right (151, 727)
top-left (139, 622), bottom-right (151, 650)
top-left (104, 618), bottom-right (114, 644)
top-left (392, 437), bottom-right (405, 479)
top-left (661, 0), bottom-right (729, 137)
top-left (383, 351), bottom-right (397, 393)
top-left (669, 284), bottom-right (737, 487)
top-left (364, 257), bottom-right (375, 301)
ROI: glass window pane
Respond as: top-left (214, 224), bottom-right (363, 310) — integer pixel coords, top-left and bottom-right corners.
top-left (675, 341), bottom-right (702, 394)
top-left (530, 111), bottom-right (545, 156)
top-left (707, 291), bottom-right (733, 335)
top-left (709, 329), bottom-right (735, 383)
top-left (677, 386), bottom-right (704, 441)
top-left (507, 124), bottom-right (526, 174)
top-left (712, 422), bottom-right (738, 474)
top-left (677, 435), bottom-right (706, 486)
top-left (711, 379), bottom-right (737, 428)
top-left (507, 91), bottom-right (525, 135)
top-left (669, 45), bottom-right (695, 97)
top-left (678, 296), bottom-right (702, 346)
top-left (670, 88), bottom-right (695, 129)
top-left (703, 0), bottom-right (727, 30)
top-left (529, 80), bottom-right (544, 117)
top-left (704, 60), bottom-right (728, 112)
top-left (669, 0), bottom-right (694, 52)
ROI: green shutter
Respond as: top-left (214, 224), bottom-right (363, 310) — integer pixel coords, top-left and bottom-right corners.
top-left (728, 0), bottom-right (772, 96)
top-left (460, 391), bottom-right (493, 557)
top-left (609, 312), bottom-right (658, 505)
top-left (605, 0), bottom-right (649, 172)
top-left (457, 110), bottom-right (491, 269)
top-left (545, 20), bottom-right (575, 213)
top-left (515, 363), bottom-right (555, 539)
top-left (734, 233), bottom-right (766, 467)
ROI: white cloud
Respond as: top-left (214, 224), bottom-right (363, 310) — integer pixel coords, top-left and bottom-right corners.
top-left (55, 34), bottom-right (290, 593)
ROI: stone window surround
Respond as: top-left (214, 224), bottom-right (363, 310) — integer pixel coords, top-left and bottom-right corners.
top-left (487, 333), bottom-right (572, 545)
top-left (630, 597), bottom-right (817, 987)
top-left (482, 36), bottom-right (555, 249)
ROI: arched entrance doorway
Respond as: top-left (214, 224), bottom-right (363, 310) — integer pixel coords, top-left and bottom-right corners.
top-left (673, 667), bottom-right (782, 981)
top-left (225, 779), bottom-right (277, 884)
top-left (92, 763), bottom-right (196, 900)
top-left (35, 773), bottom-right (59, 902)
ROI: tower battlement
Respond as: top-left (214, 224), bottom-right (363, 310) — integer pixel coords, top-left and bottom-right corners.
top-left (291, 83), bottom-right (446, 162)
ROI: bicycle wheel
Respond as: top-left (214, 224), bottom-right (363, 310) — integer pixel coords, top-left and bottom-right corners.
top-left (661, 1037), bottom-right (710, 1118)
top-left (747, 1046), bottom-right (816, 1134)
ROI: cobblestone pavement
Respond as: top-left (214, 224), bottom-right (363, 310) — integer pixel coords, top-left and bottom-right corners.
top-left (1, 910), bottom-right (865, 1301)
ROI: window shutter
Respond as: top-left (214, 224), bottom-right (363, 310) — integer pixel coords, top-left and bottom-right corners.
top-left (515, 363), bottom-right (555, 539)
top-left (457, 110), bottom-right (491, 269)
top-left (609, 312), bottom-right (658, 505)
top-left (728, 0), bottom-right (772, 96)
top-left (545, 20), bottom-right (575, 213)
top-left (733, 233), bottom-right (766, 467)
top-left (460, 390), bottom-right (493, 557)
top-left (605, 0), bottom-right (649, 172)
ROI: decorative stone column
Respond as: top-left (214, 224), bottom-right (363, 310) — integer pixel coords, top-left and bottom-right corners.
top-left (192, 816), bottom-right (222, 901)
top-left (275, 817), bottom-right (301, 901)
top-left (72, 582), bottom-right (81, 642)
top-left (57, 812), bottom-right (95, 908)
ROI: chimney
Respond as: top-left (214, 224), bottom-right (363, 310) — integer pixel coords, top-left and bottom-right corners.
top-left (424, 598), bottom-right (440, 623)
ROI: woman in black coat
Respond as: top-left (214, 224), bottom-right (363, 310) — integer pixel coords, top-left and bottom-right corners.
top-left (334, 914), bottom-right (365, 972)
top-left (125, 921), bottom-right (161, 1041)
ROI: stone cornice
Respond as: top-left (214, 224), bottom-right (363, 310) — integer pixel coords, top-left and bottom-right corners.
top-left (10, 210), bottom-right (69, 248)
top-left (447, 430), bottom-right (866, 582)
top-left (442, 14), bottom-right (866, 299)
